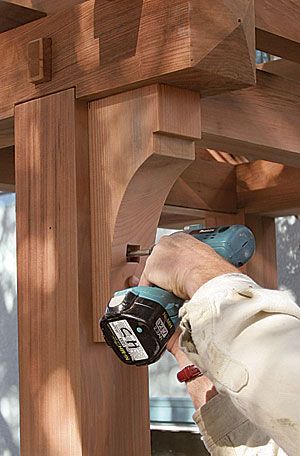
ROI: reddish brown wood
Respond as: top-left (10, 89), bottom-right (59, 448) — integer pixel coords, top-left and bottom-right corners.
top-left (205, 211), bottom-right (278, 288)
top-left (0, 0), bottom-right (256, 120)
top-left (201, 71), bottom-right (300, 166)
top-left (15, 88), bottom-right (151, 456)
top-left (0, 0), bottom-right (45, 33)
top-left (28, 37), bottom-right (52, 83)
top-left (255, 0), bottom-right (300, 63)
top-left (89, 84), bottom-right (199, 341)
top-left (0, 145), bottom-right (14, 190)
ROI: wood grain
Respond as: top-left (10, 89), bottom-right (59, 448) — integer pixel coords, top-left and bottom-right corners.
top-left (89, 84), bottom-right (198, 341)
top-left (0, 0), bottom-right (256, 120)
top-left (0, 145), bottom-right (14, 190)
top-left (205, 211), bottom-right (278, 288)
top-left (160, 205), bottom-right (208, 229)
top-left (257, 59), bottom-right (300, 84)
top-left (166, 147), bottom-right (237, 213)
top-left (2, 66), bottom-right (299, 167)
top-left (15, 89), bottom-right (83, 456)
top-left (255, 0), bottom-right (300, 63)
top-left (15, 88), bottom-right (151, 456)
top-left (0, 0), bottom-right (45, 32)
top-left (201, 70), bottom-right (300, 167)
top-left (0, 117), bottom-right (14, 149)
top-left (237, 160), bottom-right (300, 216)
top-left (4, 0), bottom-right (87, 14)
top-left (28, 37), bottom-right (52, 83)
top-left (245, 215), bottom-right (278, 288)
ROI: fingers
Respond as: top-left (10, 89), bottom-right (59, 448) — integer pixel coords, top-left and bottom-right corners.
top-left (127, 275), bottom-right (140, 287)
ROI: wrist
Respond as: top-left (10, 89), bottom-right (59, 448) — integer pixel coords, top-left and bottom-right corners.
top-left (184, 264), bottom-right (237, 299)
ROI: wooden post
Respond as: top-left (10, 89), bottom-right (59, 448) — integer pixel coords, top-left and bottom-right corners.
top-left (15, 89), bottom-right (151, 455)
top-left (244, 215), bottom-right (278, 288)
top-left (205, 212), bottom-right (278, 288)
top-left (15, 85), bottom-right (199, 455)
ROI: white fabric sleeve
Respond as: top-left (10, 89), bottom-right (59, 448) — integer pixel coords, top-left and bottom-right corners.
top-left (179, 273), bottom-right (300, 456)
top-left (193, 393), bottom-right (286, 455)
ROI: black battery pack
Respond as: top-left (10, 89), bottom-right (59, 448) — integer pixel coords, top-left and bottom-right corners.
top-left (100, 291), bottom-right (175, 366)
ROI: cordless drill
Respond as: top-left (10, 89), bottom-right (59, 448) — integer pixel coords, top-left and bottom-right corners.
top-left (100, 225), bottom-right (255, 366)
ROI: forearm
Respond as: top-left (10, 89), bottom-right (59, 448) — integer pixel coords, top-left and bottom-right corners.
top-left (180, 273), bottom-right (300, 455)
top-left (172, 348), bottom-right (216, 410)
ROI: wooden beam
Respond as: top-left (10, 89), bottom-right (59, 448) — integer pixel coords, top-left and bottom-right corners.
top-left (0, 146), bottom-right (14, 191)
top-left (15, 88), bottom-right (150, 455)
top-left (0, 117), bottom-right (14, 149)
top-left (257, 59), bottom-right (300, 84)
top-left (0, 0), bottom-right (256, 120)
top-left (201, 70), bottom-right (300, 167)
top-left (160, 205), bottom-right (206, 229)
top-left (4, 0), bottom-right (86, 14)
top-left (0, 0), bottom-right (45, 33)
top-left (237, 160), bottom-right (300, 216)
top-left (255, 0), bottom-right (300, 63)
top-left (166, 147), bottom-right (237, 213)
top-left (7, 0), bottom-right (300, 70)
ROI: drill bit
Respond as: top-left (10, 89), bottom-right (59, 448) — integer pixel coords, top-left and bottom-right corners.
top-left (127, 245), bottom-right (154, 259)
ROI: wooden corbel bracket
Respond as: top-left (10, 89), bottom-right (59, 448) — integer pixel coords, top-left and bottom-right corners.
top-left (89, 84), bottom-right (200, 341)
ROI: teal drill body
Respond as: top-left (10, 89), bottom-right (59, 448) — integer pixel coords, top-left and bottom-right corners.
top-left (100, 224), bottom-right (255, 365)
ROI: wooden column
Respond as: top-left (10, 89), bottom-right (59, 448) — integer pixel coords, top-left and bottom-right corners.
top-left (15, 89), bottom-right (151, 455)
top-left (244, 215), bottom-right (277, 288)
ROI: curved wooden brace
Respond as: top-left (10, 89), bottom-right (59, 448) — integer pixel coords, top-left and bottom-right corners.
top-left (89, 84), bottom-right (200, 342)
top-left (111, 137), bottom-right (195, 290)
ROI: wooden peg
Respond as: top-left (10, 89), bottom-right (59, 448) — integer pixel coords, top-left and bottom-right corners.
top-left (28, 37), bottom-right (52, 84)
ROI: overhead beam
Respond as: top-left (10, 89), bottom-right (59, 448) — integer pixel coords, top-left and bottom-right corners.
top-left (160, 205), bottom-right (207, 229)
top-left (3, 0), bottom-right (86, 14)
top-left (200, 70), bottom-right (300, 167)
top-left (237, 160), bottom-right (300, 216)
top-left (255, 0), bottom-right (300, 63)
top-left (0, 0), bottom-right (256, 120)
top-left (0, 1), bottom-right (45, 33)
top-left (257, 59), bottom-right (300, 84)
top-left (0, 146), bottom-right (15, 191)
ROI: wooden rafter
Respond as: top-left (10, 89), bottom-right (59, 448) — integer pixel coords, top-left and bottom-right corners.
top-left (237, 160), bottom-right (300, 216)
top-left (257, 59), bottom-right (300, 84)
top-left (255, 0), bottom-right (300, 63)
top-left (201, 70), bottom-right (300, 167)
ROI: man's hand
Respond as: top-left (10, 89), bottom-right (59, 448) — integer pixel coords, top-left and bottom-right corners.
top-left (139, 232), bottom-right (237, 300)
